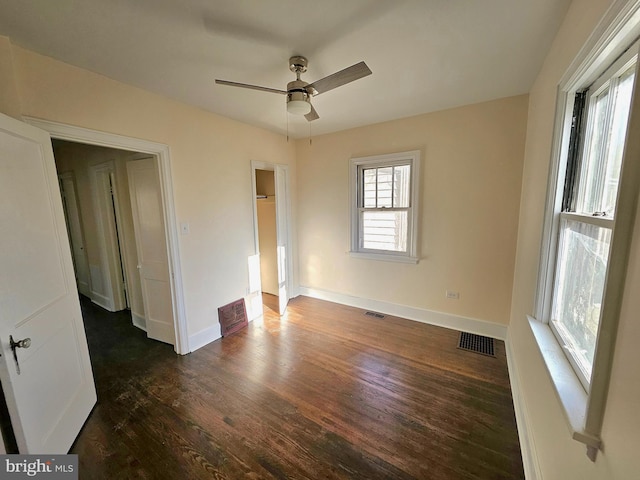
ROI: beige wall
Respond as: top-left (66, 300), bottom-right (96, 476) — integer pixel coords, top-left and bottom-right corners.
top-left (296, 95), bottom-right (528, 325)
top-left (510, 0), bottom-right (640, 478)
top-left (1, 40), bottom-right (297, 343)
top-left (0, 37), bottom-right (20, 119)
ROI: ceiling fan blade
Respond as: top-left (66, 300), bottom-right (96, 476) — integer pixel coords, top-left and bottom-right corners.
top-left (307, 61), bottom-right (372, 96)
top-left (305, 104), bottom-right (319, 122)
top-left (215, 79), bottom-right (287, 95)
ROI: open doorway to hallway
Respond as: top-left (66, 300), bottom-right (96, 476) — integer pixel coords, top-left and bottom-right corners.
top-left (52, 139), bottom-right (176, 346)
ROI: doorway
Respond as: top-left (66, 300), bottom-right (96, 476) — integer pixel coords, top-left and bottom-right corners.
top-left (52, 139), bottom-right (153, 336)
top-left (255, 169), bottom-right (278, 310)
top-left (25, 117), bottom-right (188, 354)
top-left (52, 139), bottom-right (177, 347)
top-left (251, 161), bottom-right (292, 316)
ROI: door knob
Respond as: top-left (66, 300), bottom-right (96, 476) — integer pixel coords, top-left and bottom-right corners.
top-left (9, 335), bottom-right (31, 375)
top-left (10, 336), bottom-right (31, 350)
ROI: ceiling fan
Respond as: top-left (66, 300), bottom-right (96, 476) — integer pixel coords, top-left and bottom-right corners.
top-left (215, 56), bottom-right (372, 122)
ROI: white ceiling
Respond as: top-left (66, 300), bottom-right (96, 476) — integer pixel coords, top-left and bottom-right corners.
top-left (0, 0), bottom-right (571, 138)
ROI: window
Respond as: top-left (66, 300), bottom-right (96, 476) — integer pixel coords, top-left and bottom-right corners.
top-left (350, 151), bottom-right (420, 262)
top-left (532, 26), bottom-right (640, 459)
top-left (550, 52), bottom-right (637, 389)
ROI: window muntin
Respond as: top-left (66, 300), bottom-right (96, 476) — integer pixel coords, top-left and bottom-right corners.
top-left (350, 152), bottom-right (420, 261)
top-left (549, 53), bottom-right (637, 389)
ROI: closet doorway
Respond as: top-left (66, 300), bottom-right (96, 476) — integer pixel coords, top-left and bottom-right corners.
top-left (251, 161), bottom-right (292, 316)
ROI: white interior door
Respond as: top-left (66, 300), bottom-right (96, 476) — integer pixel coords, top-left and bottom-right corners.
top-left (58, 172), bottom-right (91, 297)
top-left (275, 165), bottom-right (289, 315)
top-left (127, 158), bottom-right (175, 345)
top-left (0, 113), bottom-right (96, 453)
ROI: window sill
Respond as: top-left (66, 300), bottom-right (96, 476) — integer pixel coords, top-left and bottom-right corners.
top-left (527, 316), bottom-right (602, 451)
top-left (349, 251), bottom-right (419, 264)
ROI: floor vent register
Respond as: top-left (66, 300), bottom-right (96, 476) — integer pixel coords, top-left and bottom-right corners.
top-left (457, 332), bottom-right (495, 357)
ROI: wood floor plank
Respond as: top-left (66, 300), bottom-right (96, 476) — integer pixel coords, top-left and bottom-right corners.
top-left (71, 294), bottom-right (524, 479)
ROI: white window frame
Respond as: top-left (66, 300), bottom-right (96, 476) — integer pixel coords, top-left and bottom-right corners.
top-left (350, 150), bottom-right (420, 263)
top-left (549, 49), bottom-right (636, 392)
top-left (531, 0), bottom-right (640, 461)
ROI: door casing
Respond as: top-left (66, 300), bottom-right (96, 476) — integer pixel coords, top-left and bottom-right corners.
top-left (25, 117), bottom-right (189, 354)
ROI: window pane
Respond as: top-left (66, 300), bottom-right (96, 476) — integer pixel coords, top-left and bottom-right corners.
top-left (361, 210), bottom-right (408, 252)
top-left (578, 87), bottom-right (610, 214)
top-left (394, 165), bottom-right (411, 208)
top-left (377, 167), bottom-right (393, 207)
top-left (363, 168), bottom-right (377, 208)
top-left (602, 66), bottom-right (635, 214)
top-left (551, 219), bottom-right (611, 380)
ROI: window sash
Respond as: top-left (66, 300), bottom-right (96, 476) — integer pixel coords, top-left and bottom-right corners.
top-left (575, 60), bottom-right (636, 217)
top-left (550, 215), bottom-right (613, 389)
top-left (357, 161), bottom-right (412, 254)
top-left (359, 162), bottom-right (412, 209)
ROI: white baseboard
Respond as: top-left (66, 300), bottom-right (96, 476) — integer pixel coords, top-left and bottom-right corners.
top-left (298, 286), bottom-right (508, 340)
top-left (131, 311), bottom-right (146, 331)
top-left (188, 324), bottom-right (221, 353)
top-left (505, 331), bottom-right (541, 480)
top-left (245, 292), bottom-right (264, 321)
top-left (189, 295), bottom-right (262, 353)
top-left (90, 291), bottom-right (113, 312)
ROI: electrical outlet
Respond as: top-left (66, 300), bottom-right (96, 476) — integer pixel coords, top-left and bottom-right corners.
top-left (446, 290), bottom-right (460, 300)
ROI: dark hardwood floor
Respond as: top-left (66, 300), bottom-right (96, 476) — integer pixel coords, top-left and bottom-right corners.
top-left (71, 294), bottom-right (524, 479)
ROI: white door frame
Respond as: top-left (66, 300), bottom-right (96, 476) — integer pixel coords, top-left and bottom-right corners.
top-left (24, 117), bottom-right (189, 355)
top-left (250, 160), bottom-right (294, 311)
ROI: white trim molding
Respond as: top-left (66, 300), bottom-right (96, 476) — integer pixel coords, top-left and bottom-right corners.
top-left (90, 292), bottom-right (113, 312)
top-left (188, 324), bottom-right (221, 353)
top-left (505, 330), bottom-right (542, 480)
top-left (299, 286), bottom-right (507, 340)
top-left (23, 117), bottom-right (190, 355)
top-left (131, 311), bottom-right (146, 331)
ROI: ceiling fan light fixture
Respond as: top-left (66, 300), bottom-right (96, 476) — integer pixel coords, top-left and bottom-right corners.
top-left (287, 91), bottom-right (312, 115)
top-left (287, 99), bottom-right (311, 115)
